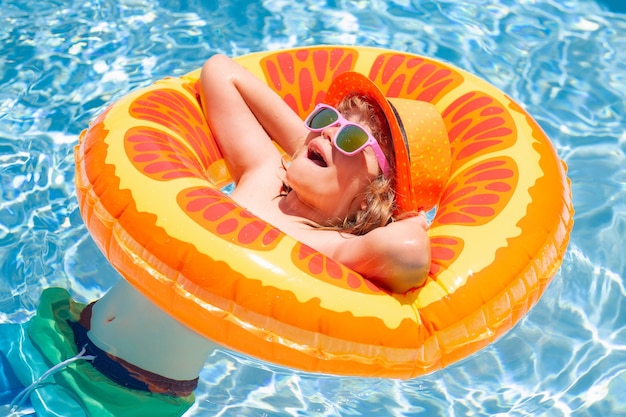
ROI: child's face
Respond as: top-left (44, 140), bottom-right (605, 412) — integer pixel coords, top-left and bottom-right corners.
top-left (286, 113), bottom-right (381, 221)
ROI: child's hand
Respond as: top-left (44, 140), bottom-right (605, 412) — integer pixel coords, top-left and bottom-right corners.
top-left (397, 210), bottom-right (429, 231)
top-left (414, 211), bottom-right (430, 230)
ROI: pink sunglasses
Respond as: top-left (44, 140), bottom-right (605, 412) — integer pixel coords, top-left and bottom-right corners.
top-left (304, 104), bottom-right (391, 178)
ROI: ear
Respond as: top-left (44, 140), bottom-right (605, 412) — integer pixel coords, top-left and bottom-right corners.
top-left (360, 198), bottom-right (368, 211)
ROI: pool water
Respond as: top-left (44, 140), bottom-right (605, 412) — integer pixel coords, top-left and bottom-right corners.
top-left (1, 0), bottom-right (625, 416)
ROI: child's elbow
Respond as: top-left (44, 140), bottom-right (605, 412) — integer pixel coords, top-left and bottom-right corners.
top-left (397, 262), bottom-right (430, 294)
top-left (388, 238), bottom-right (431, 293)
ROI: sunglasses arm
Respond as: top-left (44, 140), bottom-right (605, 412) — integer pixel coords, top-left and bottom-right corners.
top-left (368, 139), bottom-right (392, 179)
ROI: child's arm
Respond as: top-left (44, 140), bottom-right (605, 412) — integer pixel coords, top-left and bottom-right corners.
top-left (330, 214), bottom-right (431, 293)
top-left (199, 54), bottom-right (308, 180)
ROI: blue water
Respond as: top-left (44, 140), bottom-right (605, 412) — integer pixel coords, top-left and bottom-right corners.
top-left (1, 0), bottom-right (625, 416)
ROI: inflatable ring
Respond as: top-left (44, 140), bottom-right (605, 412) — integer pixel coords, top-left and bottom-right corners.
top-left (75, 46), bottom-right (574, 379)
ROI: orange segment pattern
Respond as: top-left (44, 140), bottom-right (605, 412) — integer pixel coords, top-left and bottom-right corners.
top-left (435, 157), bottom-right (518, 226)
top-left (368, 53), bottom-right (464, 103)
top-left (260, 48), bottom-right (359, 117)
top-left (74, 46), bottom-right (573, 379)
top-left (178, 186), bottom-right (284, 251)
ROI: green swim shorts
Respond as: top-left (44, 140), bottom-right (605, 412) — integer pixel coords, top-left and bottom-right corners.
top-left (4, 287), bottom-right (195, 417)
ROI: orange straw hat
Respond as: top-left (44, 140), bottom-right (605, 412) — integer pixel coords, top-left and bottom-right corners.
top-left (324, 71), bottom-right (451, 212)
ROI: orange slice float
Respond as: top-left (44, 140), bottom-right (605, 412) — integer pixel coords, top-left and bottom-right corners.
top-left (74, 46), bottom-right (574, 379)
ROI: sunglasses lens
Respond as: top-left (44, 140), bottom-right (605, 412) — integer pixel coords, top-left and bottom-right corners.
top-left (307, 108), bottom-right (339, 129)
top-left (335, 125), bottom-right (369, 153)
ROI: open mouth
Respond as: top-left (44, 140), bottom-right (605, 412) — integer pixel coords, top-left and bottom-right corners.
top-left (307, 148), bottom-right (328, 167)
